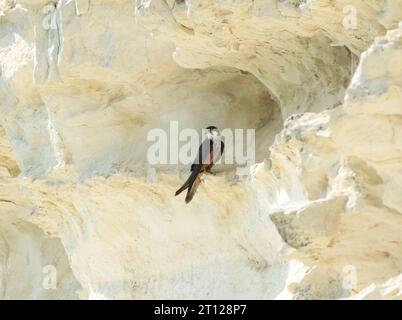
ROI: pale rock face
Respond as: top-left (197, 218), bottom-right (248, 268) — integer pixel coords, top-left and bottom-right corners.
top-left (0, 0), bottom-right (401, 299)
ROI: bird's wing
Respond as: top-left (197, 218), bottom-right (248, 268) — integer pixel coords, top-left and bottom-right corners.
top-left (191, 138), bottom-right (212, 171)
top-left (212, 140), bottom-right (224, 164)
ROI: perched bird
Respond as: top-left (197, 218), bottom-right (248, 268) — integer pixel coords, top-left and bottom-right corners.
top-left (175, 126), bottom-right (224, 203)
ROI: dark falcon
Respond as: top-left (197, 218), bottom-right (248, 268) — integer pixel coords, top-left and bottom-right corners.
top-left (175, 126), bottom-right (224, 203)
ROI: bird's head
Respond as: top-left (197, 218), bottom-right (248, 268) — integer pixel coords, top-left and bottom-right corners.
top-left (205, 126), bottom-right (220, 139)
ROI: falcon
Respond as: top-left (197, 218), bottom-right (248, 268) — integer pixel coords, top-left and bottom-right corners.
top-left (175, 126), bottom-right (224, 203)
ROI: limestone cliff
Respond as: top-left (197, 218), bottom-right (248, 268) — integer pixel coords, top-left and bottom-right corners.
top-left (0, 0), bottom-right (401, 299)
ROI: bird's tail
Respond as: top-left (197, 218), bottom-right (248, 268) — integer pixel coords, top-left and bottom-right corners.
top-left (175, 180), bottom-right (189, 196)
top-left (185, 175), bottom-right (201, 204)
top-left (175, 168), bottom-right (199, 197)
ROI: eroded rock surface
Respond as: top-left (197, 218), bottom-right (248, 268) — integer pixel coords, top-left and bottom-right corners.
top-left (0, 1), bottom-right (401, 299)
